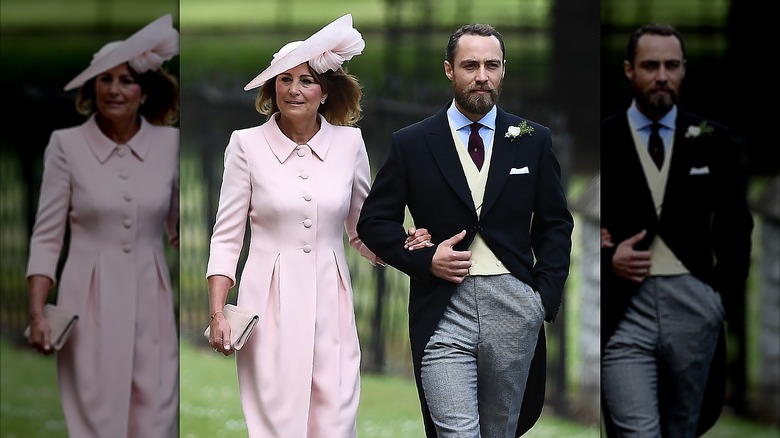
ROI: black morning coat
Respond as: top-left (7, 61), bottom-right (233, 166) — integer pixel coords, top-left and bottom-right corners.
top-left (358, 102), bottom-right (574, 437)
top-left (600, 108), bottom-right (753, 437)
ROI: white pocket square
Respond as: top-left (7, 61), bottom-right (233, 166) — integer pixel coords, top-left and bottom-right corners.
top-left (510, 166), bottom-right (530, 175)
top-left (689, 166), bottom-right (710, 175)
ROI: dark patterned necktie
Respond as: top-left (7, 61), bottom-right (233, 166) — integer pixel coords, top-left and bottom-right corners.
top-left (468, 123), bottom-right (484, 170)
top-left (648, 122), bottom-right (664, 169)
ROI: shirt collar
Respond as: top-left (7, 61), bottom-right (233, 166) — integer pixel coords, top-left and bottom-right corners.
top-left (627, 100), bottom-right (677, 131)
top-left (447, 100), bottom-right (497, 131)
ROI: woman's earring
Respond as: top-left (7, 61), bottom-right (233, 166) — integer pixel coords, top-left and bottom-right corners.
top-left (320, 98), bottom-right (326, 105)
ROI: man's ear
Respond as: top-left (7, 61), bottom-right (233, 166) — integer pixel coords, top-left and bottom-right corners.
top-left (444, 60), bottom-right (453, 81)
top-left (502, 60), bottom-right (506, 79)
top-left (623, 59), bottom-right (633, 81)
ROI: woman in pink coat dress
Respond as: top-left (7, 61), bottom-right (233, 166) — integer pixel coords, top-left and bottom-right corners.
top-left (25, 14), bottom-right (180, 438)
top-left (205, 14), bottom-right (430, 438)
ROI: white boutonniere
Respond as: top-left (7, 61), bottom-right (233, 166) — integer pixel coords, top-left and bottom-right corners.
top-left (505, 120), bottom-right (534, 142)
top-left (684, 121), bottom-right (714, 139)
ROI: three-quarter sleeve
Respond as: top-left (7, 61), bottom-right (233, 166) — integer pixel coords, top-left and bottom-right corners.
top-left (26, 133), bottom-right (72, 284)
top-left (205, 131), bottom-right (252, 286)
top-left (345, 129), bottom-right (381, 265)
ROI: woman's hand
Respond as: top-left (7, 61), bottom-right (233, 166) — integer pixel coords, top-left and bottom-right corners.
top-left (601, 227), bottom-right (614, 249)
top-left (207, 275), bottom-right (234, 356)
top-left (27, 275), bottom-right (54, 355)
top-left (404, 227), bottom-right (434, 251)
top-left (209, 311), bottom-right (235, 356)
top-left (27, 313), bottom-right (54, 356)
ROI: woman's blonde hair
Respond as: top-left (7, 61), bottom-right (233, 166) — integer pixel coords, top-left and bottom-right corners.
top-left (255, 65), bottom-right (362, 127)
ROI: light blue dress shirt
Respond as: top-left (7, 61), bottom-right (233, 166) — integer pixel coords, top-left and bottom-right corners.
top-left (447, 101), bottom-right (497, 155)
top-left (627, 100), bottom-right (676, 154)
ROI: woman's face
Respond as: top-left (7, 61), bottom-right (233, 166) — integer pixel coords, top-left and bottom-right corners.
top-left (94, 63), bottom-right (146, 123)
top-left (274, 63), bottom-right (326, 123)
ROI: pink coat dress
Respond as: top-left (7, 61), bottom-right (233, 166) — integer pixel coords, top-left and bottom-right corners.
top-left (26, 114), bottom-right (180, 438)
top-left (206, 113), bottom-right (379, 438)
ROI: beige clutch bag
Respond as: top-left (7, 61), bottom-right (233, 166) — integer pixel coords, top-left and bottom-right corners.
top-left (23, 304), bottom-right (79, 350)
top-left (203, 304), bottom-right (259, 350)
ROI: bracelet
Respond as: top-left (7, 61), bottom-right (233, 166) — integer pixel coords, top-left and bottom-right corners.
top-left (210, 310), bottom-right (224, 321)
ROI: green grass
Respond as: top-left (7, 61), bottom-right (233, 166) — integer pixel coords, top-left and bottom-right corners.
top-left (180, 339), bottom-right (600, 437)
top-left (0, 0), bottom-right (549, 30)
top-left (1, 0), bottom-right (554, 91)
top-left (0, 337), bottom-right (599, 437)
top-left (3, 338), bottom-right (778, 438)
top-left (0, 0), bottom-right (177, 29)
top-left (0, 339), bottom-right (67, 437)
top-left (600, 0), bottom-right (731, 28)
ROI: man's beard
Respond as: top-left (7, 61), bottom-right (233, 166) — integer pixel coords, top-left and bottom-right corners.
top-left (637, 86), bottom-right (678, 115)
top-left (454, 83), bottom-right (501, 115)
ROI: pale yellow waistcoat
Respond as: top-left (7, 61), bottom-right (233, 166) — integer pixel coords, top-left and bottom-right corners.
top-left (629, 120), bottom-right (689, 276)
top-left (448, 122), bottom-right (510, 275)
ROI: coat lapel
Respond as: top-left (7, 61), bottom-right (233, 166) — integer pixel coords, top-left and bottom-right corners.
top-left (425, 107), bottom-right (477, 212)
top-left (482, 109), bottom-right (520, 217)
top-left (662, 111), bottom-right (703, 221)
top-left (667, 111), bottom-right (699, 181)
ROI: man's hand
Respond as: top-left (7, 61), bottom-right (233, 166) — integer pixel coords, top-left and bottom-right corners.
top-left (612, 229), bottom-right (652, 283)
top-left (430, 230), bottom-right (472, 283)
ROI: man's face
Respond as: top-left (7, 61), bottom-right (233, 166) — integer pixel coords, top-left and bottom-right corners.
top-left (445, 34), bottom-right (504, 120)
top-left (625, 34), bottom-right (685, 117)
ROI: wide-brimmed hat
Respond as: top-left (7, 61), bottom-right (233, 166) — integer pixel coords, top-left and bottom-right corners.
top-left (64, 14), bottom-right (179, 91)
top-left (244, 14), bottom-right (364, 91)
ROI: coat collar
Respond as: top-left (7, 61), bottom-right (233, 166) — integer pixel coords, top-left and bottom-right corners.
top-left (84, 113), bottom-right (153, 163)
top-left (262, 112), bottom-right (332, 163)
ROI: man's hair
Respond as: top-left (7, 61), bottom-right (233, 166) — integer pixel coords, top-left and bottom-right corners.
top-left (446, 23), bottom-right (505, 64)
top-left (625, 23), bottom-right (686, 66)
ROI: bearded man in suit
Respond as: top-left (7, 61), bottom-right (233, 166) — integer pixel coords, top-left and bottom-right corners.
top-left (357, 23), bottom-right (573, 438)
top-left (600, 23), bottom-right (753, 437)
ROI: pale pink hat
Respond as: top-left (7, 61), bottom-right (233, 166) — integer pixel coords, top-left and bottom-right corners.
top-left (64, 14), bottom-right (179, 91)
top-left (244, 14), bottom-right (364, 91)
